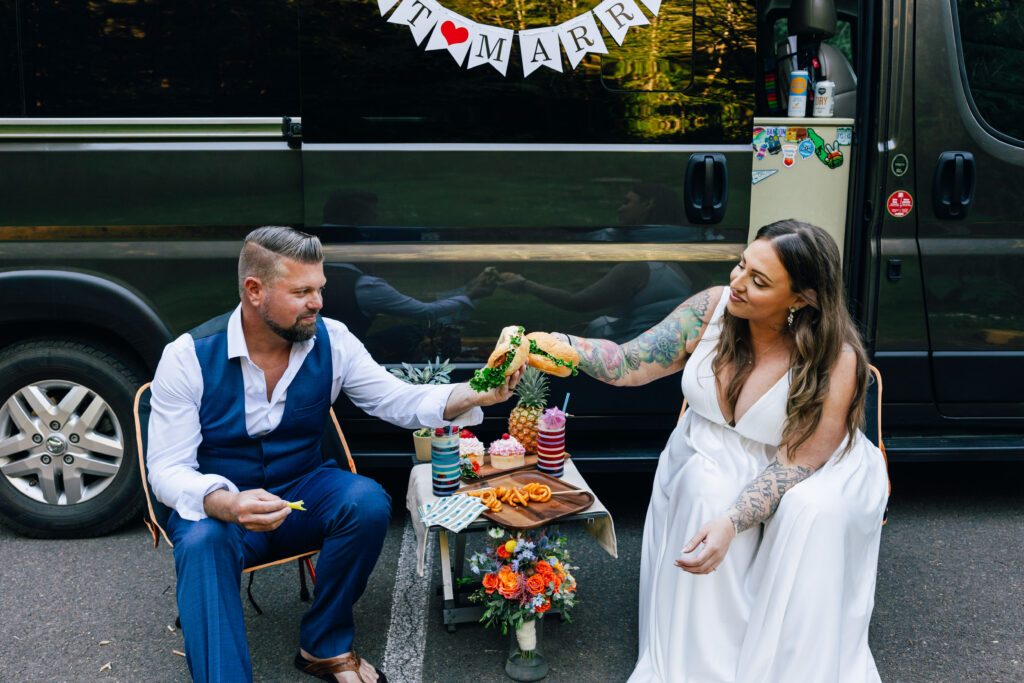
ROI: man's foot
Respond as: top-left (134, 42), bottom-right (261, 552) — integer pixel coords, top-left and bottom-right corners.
top-left (295, 648), bottom-right (384, 683)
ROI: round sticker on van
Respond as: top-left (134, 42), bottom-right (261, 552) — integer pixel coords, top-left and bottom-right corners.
top-left (886, 190), bottom-right (914, 218)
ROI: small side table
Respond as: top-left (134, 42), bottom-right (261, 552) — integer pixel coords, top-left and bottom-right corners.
top-left (405, 459), bottom-right (618, 631)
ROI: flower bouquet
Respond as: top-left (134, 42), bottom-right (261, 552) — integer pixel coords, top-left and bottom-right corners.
top-left (467, 527), bottom-right (577, 661)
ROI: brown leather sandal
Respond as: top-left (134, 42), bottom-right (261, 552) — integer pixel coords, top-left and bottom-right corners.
top-left (293, 651), bottom-right (388, 683)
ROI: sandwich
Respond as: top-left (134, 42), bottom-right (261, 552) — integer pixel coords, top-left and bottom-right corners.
top-left (526, 332), bottom-right (579, 377)
top-left (469, 325), bottom-right (529, 392)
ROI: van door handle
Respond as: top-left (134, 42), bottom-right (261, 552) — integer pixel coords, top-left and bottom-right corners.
top-left (933, 151), bottom-right (975, 219)
top-left (684, 153), bottom-right (729, 224)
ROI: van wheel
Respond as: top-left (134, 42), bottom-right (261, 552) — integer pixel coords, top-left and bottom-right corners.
top-left (0, 340), bottom-right (144, 538)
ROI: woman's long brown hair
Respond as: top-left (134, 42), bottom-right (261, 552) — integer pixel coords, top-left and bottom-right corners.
top-left (712, 220), bottom-right (869, 457)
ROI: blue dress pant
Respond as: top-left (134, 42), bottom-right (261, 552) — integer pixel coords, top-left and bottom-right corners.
top-left (166, 464), bottom-right (392, 683)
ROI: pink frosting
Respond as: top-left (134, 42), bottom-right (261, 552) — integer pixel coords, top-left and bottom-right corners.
top-left (460, 436), bottom-right (485, 456)
top-left (488, 435), bottom-right (525, 456)
top-left (539, 407), bottom-right (566, 431)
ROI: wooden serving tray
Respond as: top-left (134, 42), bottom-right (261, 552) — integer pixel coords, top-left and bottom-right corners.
top-left (458, 469), bottom-right (594, 530)
top-left (461, 452), bottom-right (572, 482)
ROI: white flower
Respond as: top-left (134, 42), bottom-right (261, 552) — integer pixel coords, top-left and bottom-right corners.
top-left (487, 527), bottom-right (505, 539)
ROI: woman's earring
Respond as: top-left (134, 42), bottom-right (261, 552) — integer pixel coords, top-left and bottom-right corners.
top-left (787, 306), bottom-right (796, 328)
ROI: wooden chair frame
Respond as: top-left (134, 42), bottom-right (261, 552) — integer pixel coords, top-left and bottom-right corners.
top-left (132, 382), bottom-right (358, 612)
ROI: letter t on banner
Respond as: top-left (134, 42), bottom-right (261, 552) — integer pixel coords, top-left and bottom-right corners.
top-left (594, 0), bottom-right (649, 45)
top-left (557, 13), bottom-right (608, 69)
top-left (387, 0), bottom-right (442, 45)
top-left (519, 27), bottom-right (563, 77)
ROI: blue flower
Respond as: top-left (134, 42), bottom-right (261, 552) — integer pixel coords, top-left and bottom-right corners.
top-left (532, 596), bottom-right (546, 608)
top-left (510, 560), bottom-right (520, 573)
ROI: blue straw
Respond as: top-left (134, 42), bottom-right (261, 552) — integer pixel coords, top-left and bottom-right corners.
top-left (562, 393), bottom-right (570, 413)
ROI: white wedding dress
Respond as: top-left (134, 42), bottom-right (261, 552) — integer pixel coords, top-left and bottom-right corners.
top-left (628, 292), bottom-right (889, 683)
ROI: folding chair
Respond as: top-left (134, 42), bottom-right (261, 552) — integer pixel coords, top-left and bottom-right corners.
top-left (132, 382), bottom-right (358, 616)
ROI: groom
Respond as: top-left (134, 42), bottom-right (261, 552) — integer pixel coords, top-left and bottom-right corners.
top-left (146, 226), bottom-right (521, 682)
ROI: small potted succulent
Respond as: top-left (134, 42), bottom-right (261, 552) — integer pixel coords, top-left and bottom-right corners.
top-left (390, 357), bottom-right (455, 461)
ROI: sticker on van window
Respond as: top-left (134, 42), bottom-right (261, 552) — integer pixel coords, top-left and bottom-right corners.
top-left (752, 170), bottom-right (778, 185)
top-left (886, 190), bottom-right (913, 217)
top-left (382, 0), bottom-right (659, 77)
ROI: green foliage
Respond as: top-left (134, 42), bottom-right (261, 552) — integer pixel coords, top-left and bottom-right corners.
top-left (389, 356), bottom-right (455, 385)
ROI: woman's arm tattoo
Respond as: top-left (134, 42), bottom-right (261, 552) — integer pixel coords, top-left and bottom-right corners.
top-left (569, 289), bottom-right (711, 384)
top-left (726, 457), bottom-right (814, 533)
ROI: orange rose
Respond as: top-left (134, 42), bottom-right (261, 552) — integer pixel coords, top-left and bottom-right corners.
top-left (535, 561), bottom-right (553, 576)
top-left (497, 545), bottom-right (510, 559)
top-left (526, 573), bottom-right (546, 595)
top-left (552, 573), bottom-right (562, 590)
top-left (535, 597), bottom-right (551, 613)
top-left (482, 573), bottom-right (499, 594)
top-left (498, 567), bottom-right (520, 598)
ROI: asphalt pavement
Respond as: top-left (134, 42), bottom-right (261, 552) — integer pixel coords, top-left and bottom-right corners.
top-left (0, 461), bottom-right (1021, 682)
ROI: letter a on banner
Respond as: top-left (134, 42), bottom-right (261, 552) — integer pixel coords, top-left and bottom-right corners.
top-left (518, 27), bottom-right (563, 77)
top-left (424, 9), bottom-right (475, 67)
top-left (593, 0), bottom-right (649, 45)
top-left (467, 25), bottom-right (515, 76)
top-left (388, 0), bottom-right (441, 45)
top-left (557, 13), bottom-right (608, 69)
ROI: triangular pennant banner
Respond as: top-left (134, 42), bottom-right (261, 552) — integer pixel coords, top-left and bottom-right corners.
top-left (636, 0), bottom-right (661, 16)
top-left (424, 10), bottom-right (475, 66)
top-left (593, 0), bottom-right (649, 46)
top-left (518, 27), bottom-right (563, 77)
top-left (387, 0), bottom-right (442, 45)
top-left (466, 25), bottom-right (515, 76)
top-left (557, 13), bottom-right (608, 69)
top-left (377, 0), bottom-right (401, 16)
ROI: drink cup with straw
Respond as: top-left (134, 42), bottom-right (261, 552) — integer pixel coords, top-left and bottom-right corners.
top-left (431, 425), bottom-right (461, 496)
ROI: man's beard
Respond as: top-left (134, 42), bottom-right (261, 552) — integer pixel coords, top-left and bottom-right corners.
top-left (260, 305), bottom-right (317, 343)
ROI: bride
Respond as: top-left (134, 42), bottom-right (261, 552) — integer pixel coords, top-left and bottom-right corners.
top-left (555, 220), bottom-right (888, 682)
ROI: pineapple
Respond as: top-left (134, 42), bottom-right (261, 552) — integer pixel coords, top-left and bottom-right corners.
top-left (508, 366), bottom-right (549, 454)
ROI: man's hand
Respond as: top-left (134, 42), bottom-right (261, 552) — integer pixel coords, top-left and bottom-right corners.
top-left (204, 488), bottom-right (291, 532)
top-left (443, 366), bottom-right (524, 419)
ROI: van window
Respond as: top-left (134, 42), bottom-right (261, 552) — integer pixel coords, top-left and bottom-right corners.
top-left (2, 3), bottom-right (21, 116)
top-left (301, 0), bottom-right (754, 144)
top-left (20, 1), bottom-right (299, 117)
top-left (956, 0), bottom-right (1024, 144)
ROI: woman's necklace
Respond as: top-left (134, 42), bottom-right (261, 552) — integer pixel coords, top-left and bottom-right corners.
top-left (747, 334), bottom-right (787, 364)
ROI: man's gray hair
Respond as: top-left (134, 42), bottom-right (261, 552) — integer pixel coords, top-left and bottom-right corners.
top-left (238, 226), bottom-right (324, 298)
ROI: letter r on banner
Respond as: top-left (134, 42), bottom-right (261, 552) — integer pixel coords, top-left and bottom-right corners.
top-left (557, 13), bottom-right (608, 69)
top-left (594, 0), bottom-right (649, 46)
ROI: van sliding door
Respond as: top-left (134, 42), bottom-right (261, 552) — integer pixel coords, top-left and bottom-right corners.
top-left (914, 0), bottom-right (1024, 418)
top-left (298, 0), bottom-right (755, 464)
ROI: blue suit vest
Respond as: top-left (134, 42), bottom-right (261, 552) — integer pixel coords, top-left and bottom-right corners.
top-left (189, 313), bottom-right (335, 490)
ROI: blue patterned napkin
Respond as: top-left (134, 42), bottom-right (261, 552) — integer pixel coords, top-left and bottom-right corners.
top-left (418, 494), bottom-right (487, 532)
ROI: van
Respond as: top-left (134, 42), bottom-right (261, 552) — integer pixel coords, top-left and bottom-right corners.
top-left (0, 0), bottom-right (1021, 537)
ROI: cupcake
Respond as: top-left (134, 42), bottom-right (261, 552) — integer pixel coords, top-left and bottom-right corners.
top-left (459, 429), bottom-right (486, 468)
top-left (488, 433), bottom-right (526, 470)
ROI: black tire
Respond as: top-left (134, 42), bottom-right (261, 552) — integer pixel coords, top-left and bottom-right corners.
top-left (0, 340), bottom-right (145, 538)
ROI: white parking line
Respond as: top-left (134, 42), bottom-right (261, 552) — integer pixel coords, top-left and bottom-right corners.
top-left (382, 520), bottom-right (433, 681)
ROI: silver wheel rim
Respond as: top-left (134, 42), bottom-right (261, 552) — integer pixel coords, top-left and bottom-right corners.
top-left (0, 380), bottom-right (125, 505)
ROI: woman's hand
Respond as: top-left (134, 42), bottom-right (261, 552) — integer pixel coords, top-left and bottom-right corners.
top-left (675, 515), bottom-right (736, 574)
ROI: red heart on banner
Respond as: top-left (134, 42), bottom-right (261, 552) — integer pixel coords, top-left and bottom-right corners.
top-left (441, 20), bottom-right (469, 46)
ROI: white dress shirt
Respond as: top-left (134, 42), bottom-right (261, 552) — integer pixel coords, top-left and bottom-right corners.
top-left (147, 305), bottom-right (481, 521)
